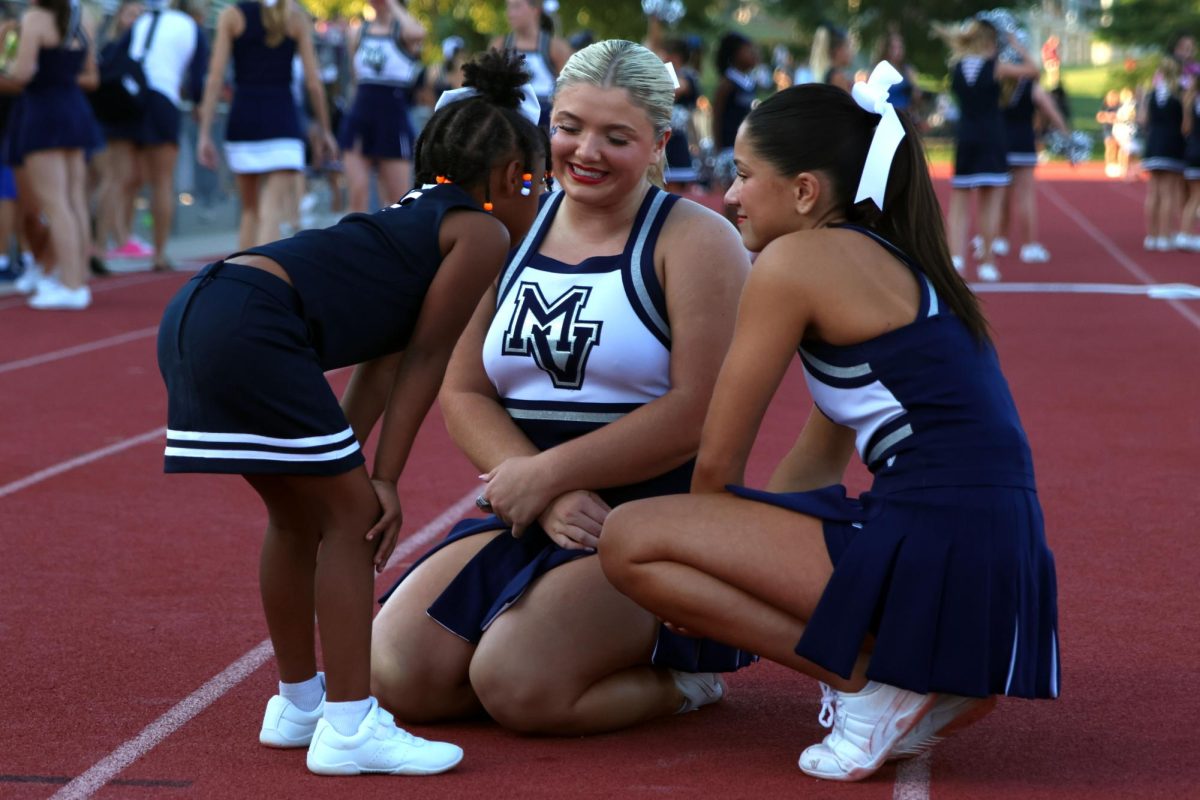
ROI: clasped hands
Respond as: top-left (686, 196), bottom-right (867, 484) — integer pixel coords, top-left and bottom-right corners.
top-left (477, 454), bottom-right (611, 551)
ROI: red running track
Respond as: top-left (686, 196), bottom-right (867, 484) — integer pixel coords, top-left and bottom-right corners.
top-left (0, 168), bottom-right (1197, 799)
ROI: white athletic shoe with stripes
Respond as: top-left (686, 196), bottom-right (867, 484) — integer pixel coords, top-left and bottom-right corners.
top-left (888, 694), bottom-right (997, 760)
top-left (306, 698), bottom-right (463, 776)
top-left (797, 681), bottom-right (936, 782)
top-left (670, 670), bottom-right (726, 713)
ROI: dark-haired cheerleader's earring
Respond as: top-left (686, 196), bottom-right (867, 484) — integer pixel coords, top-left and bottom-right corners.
top-left (483, 184), bottom-right (493, 213)
top-left (520, 173), bottom-right (533, 196)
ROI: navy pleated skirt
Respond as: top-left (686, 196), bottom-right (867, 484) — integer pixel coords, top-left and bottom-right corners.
top-left (380, 514), bottom-right (757, 674)
top-left (729, 482), bottom-right (1060, 699)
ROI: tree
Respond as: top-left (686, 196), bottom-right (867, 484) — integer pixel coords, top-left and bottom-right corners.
top-left (766, 0), bottom-right (1011, 76)
top-left (1090, 0), bottom-right (1200, 51)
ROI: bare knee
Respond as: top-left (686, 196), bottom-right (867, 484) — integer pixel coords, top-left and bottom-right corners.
top-left (469, 657), bottom-right (573, 734)
top-left (598, 501), bottom-right (660, 590)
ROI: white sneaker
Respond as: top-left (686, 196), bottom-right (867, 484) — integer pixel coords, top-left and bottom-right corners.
top-left (1185, 235), bottom-right (1200, 253)
top-left (1155, 236), bottom-right (1171, 251)
top-left (306, 697), bottom-right (463, 776)
top-left (888, 694), bottom-right (997, 761)
top-left (798, 682), bottom-right (936, 782)
top-left (977, 263), bottom-right (1001, 282)
top-left (1144, 236), bottom-right (1157, 251)
top-left (971, 235), bottom-right (984, 260)
top-left (13, 263), bottom-right (43, 294)
top-left (28, 282), bottom-right (91, 310)
top-left (992, 237), bottom-right (1010, 257)
top-left (670, 670), bottom-right (726, 713)
top-left (1173, 232), bottom-right (1191, 251)
top-left (1019, 242), bottom-right (1050, 263)
top-left (260, 678), bottom-right (325, 748)
top-left (951, 255), bottom-right (964, 274)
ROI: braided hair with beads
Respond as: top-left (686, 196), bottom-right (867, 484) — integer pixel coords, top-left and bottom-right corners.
top-left (414, 49), bottom-right (550, 194)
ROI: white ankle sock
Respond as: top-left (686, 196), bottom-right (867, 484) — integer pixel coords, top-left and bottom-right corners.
top-left (323, 698), bottom-right (373, 736)
top-left (279, 673), bottom-right (324, 713)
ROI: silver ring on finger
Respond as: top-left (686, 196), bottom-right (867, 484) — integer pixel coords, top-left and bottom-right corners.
top-left (475, 495), bottom-right (493, 512)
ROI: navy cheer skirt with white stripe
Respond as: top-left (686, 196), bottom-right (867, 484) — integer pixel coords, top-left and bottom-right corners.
top-left (157, 261), bottom-right (365, 476)
top-left (730, 480), bottom-right (1059, 699)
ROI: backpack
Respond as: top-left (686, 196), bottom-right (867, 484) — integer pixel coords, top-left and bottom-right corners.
top-left (92, 11), bottom-right (161, 125)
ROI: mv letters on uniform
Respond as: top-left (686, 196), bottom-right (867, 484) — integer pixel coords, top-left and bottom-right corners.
top-left (502, 282), bottom-right (603, 390)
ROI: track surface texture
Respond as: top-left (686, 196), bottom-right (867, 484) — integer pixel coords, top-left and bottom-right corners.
top-left (2, 165), bottom-right (1197, 799)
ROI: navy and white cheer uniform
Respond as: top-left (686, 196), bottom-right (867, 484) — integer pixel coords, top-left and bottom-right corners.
top-left (1185, 94), bottom-right (1200, 181)
top-left (951, 56), bottom-right (1010, 188)
top-left (664, 66), bottom-right (699, 184)
top-left (504, 31), bottom-right (555, 129)
top-left (157, 183), bottom-right (486, 475)
top-left (381, 186), bottom-right (754, 674)
top-left (1142, 83), bottom-right (1186, 173)
top-left (731, 225), bottom-right (1059, 700)
top-left (337, 20), bottom-right (419, 161)
top-left (7, 19), bottom-right (100, 165)
top-left (223, 1), bottom-right (304, 174)
top-left (1003, 78), bottom-right (1038, 167)
top-left (717, 68), bottom-right (756, 154)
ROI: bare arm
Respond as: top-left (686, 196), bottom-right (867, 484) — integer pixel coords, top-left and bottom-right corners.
top-left (550, 36), bottom-right (571, 73)
top-left (1184, 87), bottom-right (1196, 137)
top-left (196, 6), bottom-right (237, 168)
top-left (361, 210), bottom-right (511, 569)
top-left (711, 78), bottom-right (732, 150)
top-left (1032, 83), bottom-right (1070, 135)
top-left (292, 6), bottom-right (335, 160)
top-left (386, 0), bottom-right (425, 48)
top-left (995, 36), bottom-right (1040, 81)
top-left (765, 406), bottom-right (855, 492)
top-left (0, 9), bottom-right (49, 91)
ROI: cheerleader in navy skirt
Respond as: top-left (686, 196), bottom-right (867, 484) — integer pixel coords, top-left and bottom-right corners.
top-left (1180, 79), bottom-right (1200, 251)
top-left (159, 50), bottom-right (548, 776)
top-left (997, 77), bottom-right (1071, 264)
top-left (197, 0), bottom-right (337, 250)
top-left (601, 68), bottom-right (1060, 782)
top-left (1138, 58), bottom-right (1187, 251)
top-left (338, 0), bottom-right (424, 212)
top-left (662, 39), bottom-right (699, 191)
top-left (936, 18), bottom-right (1038, 282)
top-left (0, 0), bottom-right (101, 310)
top-left (371, 40), bottom-right (753, 736)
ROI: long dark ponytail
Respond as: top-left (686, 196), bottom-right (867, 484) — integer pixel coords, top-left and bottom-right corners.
top-left (743, 83), bottom-right (991, 344)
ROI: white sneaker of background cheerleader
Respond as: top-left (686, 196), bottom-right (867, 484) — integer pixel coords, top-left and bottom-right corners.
top-left (670, 670), bottom-right (726, 713)
top-left (1019, 242), bottom-right (1050, 263)
top-left (305, 697), bottom-right (464, 776)
top-left (993, 237), bottom-right (1010, 256)
top-left (977, 263), bottom-right (1001, 282)
top-left (797, 681), bottom-right (937, 781)
top-left (13, 262), bottom-right (43, 294)
top-left (952, 255), bottom-right (964, 274)
top-left (27, 281), bottom-right (91, 310)
top-left (1172, 232), bottom-right (1192, 251)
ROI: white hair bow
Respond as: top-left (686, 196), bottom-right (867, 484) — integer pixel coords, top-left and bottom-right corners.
top-left (850, 61), bottom-right (907, 211)
top-left (435, 85), bottom-right (542, 128)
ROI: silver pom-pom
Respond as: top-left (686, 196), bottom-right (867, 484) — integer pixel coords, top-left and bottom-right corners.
top-left (712, 148), bottom-right (738, 186)
top-left (975, 8), bottom-right (1029, 64)
top-left (642, 0), bottom-right (686, 25)
top-left (1044, 130), bottom-right (1094, 165)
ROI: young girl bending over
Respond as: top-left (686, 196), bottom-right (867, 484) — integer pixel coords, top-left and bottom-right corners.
top-left (157, 50), bottom-right (547, 777)
top-left (601, 64), bottom-right (1060, 782)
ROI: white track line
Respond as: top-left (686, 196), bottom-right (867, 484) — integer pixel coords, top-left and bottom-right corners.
top-left (971, 281), bottom-right (1200, 298)
top-left (1041, 183), bottom-right (1200, 331)
top-left (0, 327), bottom-right (159, 376)
top-left (0, 427), bottom-right (166, 499)
top-left (50, 488), bottom-right (478, 799)
top-left (893, 752), bottom-right (932, 800)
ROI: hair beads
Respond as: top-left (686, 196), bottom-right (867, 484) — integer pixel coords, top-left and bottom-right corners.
top-left (521, 173), bottom-right (534, 196)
